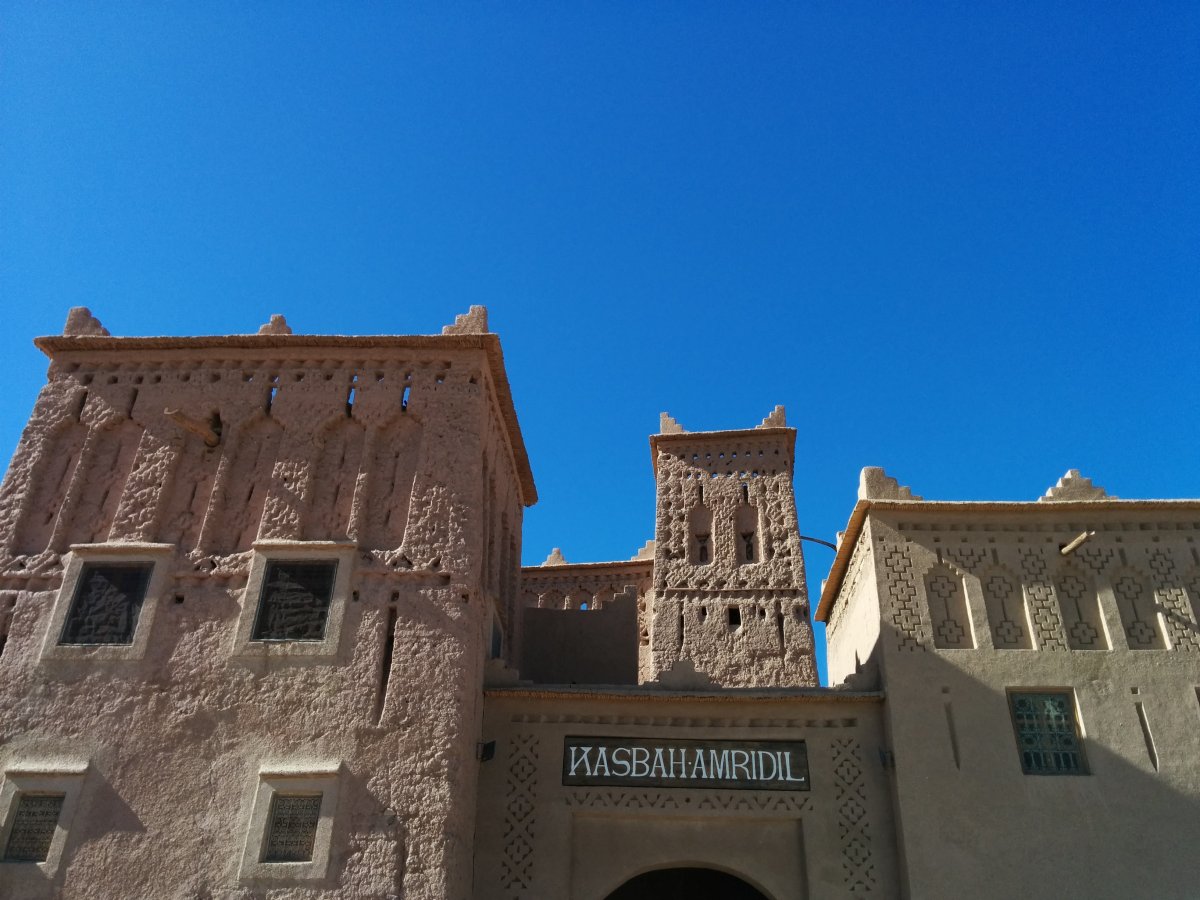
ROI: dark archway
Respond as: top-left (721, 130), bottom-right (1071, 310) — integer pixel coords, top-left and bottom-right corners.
top-left (605, 867), bottom-right (770, 900)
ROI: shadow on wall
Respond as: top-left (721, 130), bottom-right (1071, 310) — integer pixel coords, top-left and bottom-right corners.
top-left (872, 620), bottom-right (1200, 900)
top-left (521, 591), bottom-right (638, 685)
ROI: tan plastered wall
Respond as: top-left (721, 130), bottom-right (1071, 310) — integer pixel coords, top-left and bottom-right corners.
top-left (0, 334), bottom-right (527, 899)
top-left (827, 506), bottom-right (1200, 900)
top-left (474, 688), bottom-right (898, 900)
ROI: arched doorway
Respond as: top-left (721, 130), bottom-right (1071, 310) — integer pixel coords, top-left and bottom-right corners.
top-left (605, 867), bottom-right (770, 900)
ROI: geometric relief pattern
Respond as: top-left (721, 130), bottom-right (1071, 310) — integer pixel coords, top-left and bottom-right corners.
top-left (1019, 547), bottom-right (1067, 650)
top-left (1076, 544), bottom-right (1115, 575)
top-left (981, 570), bottom-right (1033, 650)
top-left (501, 733), bottom-right (539, 895)
top-left (565, 790), bottom-right (810, 814)
top-left (1111, 570), bottom-right (1167, 650)
top-left (831, 738), bottom-right (875, 897)
top-left (924, 566), bottom-right (973, 649)
top-left (1026, 587), bottom-right (1066, 651)
top-left (1148, 550), bottom-right (1200, 652)
top-left (880, 543), bottom-right (925, 652)
top-left (1055, 570), bottom-right (1108, 651)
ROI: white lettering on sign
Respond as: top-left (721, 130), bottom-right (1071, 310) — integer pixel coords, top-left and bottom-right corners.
top-left (562, 738), bottom-right (809, 791)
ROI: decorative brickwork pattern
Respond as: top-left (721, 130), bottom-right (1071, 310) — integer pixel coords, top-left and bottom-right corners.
top-left (880, 543), bottom-right (925, 652)
top-left (942, 544), bottom-right (987, 573)
top-left (1148, 550), bottom-right (1200, 652)
top-left (832, 737), bottom-right (875, 897)
top-left (565, 790), bottom-right (810, 814)
top-left (1076, 544), bottom-right (1115, 576)
top-left (1112, 569), bottom-right (1167, 650)
top-left (1018, 546), bottom-right (1068, 650)
top-left (1055, 568), bottom-right (1108, 650)
top-left (501, 733), bottom-right (538, 895)
top-left (1025, 582), bottom-right (1066, 651)
top-left (925, 566), bottom-right (972, 648)
top-left (1019, 546), bottom-right (1048, 582)
top-left (981, 569), bottom-right (1034, 650)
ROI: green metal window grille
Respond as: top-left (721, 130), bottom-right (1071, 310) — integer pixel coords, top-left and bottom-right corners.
top-left (3, 794), bottom-right (65, 862)
top-left (1009, 691), bottom-right (1087, 775)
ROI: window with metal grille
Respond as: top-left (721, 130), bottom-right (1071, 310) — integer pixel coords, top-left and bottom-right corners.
top-left (251, 561), bottom-right (337, 641)
top-left (1008, 690), bottom-right (1088, 775)
top-left (59, 563), bottom-right (152, 645)
top-left (262, 794), bottom-right (322, 862)
top-left (3, 794), bottom-right (65, 862)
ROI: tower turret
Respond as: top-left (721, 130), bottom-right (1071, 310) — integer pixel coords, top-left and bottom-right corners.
top-left (647, 407), bottom-right (817, 686)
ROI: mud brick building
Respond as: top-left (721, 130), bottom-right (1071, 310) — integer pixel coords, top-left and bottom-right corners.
top-left (0, 307), bottom-right (1197, 899)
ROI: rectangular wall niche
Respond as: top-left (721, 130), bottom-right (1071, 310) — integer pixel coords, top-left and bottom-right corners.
top-left (252, 561), bottom-right (337, 641)
top-left (3, 794), bottom-right (65, 861)
top-left (925, 567), bottom-right (974, 649)
top-left (60, 563), bottom-right (152, 645)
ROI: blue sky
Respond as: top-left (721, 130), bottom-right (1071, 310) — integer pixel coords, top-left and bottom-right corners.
top-left (2, 3), bottom-right (1198, 682)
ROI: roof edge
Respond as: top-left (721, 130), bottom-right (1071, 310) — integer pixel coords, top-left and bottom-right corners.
top-left (815, 497), bottom-right (1200, 622)
top-left (34, 331), bottom-right (538, 506)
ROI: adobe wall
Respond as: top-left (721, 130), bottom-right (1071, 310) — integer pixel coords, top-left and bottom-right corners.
top-left (519, 559), bottom-right (652, 681)
top-left (648, 421), bottom-right (817, 688)
top-left (0, 313), bottom-right (530, 899)
top-left (474, 687), bottom-right (898, 900)
top-left (521, 589), bottom-right (638, 685)
top-left (824, 497), bottom-right (1200, 899)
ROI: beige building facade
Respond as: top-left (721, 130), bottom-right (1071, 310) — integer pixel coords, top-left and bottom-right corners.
top-left (0, 307), bottom-right (1196, 898)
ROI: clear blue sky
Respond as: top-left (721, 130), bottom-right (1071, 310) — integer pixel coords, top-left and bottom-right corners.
top-left (2, 3), bottom-right (1198, 682)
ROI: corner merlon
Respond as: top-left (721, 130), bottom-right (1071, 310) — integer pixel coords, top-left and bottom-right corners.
top-left (858, 467), bottom-right (922, 501)
top-left (757, 405), bottom-right (786, 428)
top-left (659, 412), bottom-right (686, 434)
top-left (442, 305), bottom-right (489, 335)
top-left (63, 307), bottom-right (109, 336)
top-left (1040, 469), bottom-right (1111, 502)
top-left (257, 314), bottom-right (293, 335)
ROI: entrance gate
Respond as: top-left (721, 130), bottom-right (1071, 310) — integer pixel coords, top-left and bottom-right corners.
top-left (605, 867), bottom-right (770, 900)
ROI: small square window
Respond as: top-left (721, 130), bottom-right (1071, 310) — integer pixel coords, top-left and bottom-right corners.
top-left (1008, 690), bottom-right (1088, 775)
top-left (59, 563), bottom-right (152, 645)
top-left (251, 561), bottom-right (337, 641)
top-left (262, 794), bottom-right (322, 862)
top-left (3, 794), bottom-right (64, 862)
top-left (240, 764), bottom-right (340, 881)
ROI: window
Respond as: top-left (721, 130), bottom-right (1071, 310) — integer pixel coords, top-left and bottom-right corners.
top-left (262, 794), bottom-right (322, 862)
top-left (232, 542), bottom-right (354, 660)
top-left (251, 561), bottom-right (337, 641)
top-left (240, 764), bottom-right (340, 881)
top-left (40, 543), bottom-right (172, 662)
top-left (3, 794), bottom-right (64, 862)
top-left (60, 563), bottom-right (152, 645)
top-left (0, 762), bottom-right (87, 876)
top-left (1008, 690), bottom-right (1088, 775)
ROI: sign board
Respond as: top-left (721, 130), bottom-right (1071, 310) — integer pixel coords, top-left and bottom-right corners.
top-left (562, 737), bottom-right (809, 791)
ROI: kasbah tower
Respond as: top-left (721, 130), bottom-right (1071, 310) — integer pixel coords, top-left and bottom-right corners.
top-left (0, 305), bottom-right (1197, 900)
